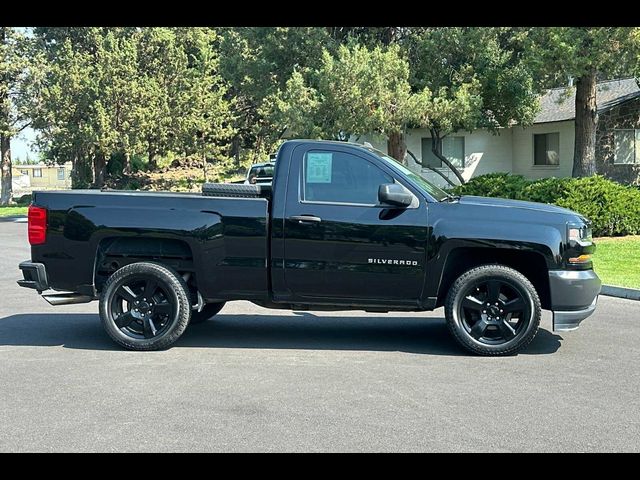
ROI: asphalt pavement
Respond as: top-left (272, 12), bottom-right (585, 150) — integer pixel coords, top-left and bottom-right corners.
top-left (0, 219), bottom-right (639, 452)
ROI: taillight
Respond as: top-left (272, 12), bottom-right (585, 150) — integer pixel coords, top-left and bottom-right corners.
top-left (28, 205), bottom-right (47, 245)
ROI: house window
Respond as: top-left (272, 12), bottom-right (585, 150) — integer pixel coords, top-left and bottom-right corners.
top-left (57, 168), bottom-right (65, 180)
top-left (32, 168), bottom-right (42, 178)
top-left (421, 136), bottom-right (465, 169)
top-left (533, 133), bottom-right (560, 166)
top-left (614, 129), bottom-right (640, 164)
top-left (20, 170), bottom-right (28, 176)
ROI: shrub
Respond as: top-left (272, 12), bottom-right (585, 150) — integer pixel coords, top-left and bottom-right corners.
top-left (450, 172), bottom-right (528, 200)
top-left (521, 177), bottom-right (572, 204)
top-left (450, 174), bottom-right (640, 237)
top-left (15, 194), bottom-right (32, 206)
top-left (555, 176), bottom-right (640, 237)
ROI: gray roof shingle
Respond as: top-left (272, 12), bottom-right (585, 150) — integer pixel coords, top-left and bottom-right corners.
top-left (534, 78), bottom-right (640, 124)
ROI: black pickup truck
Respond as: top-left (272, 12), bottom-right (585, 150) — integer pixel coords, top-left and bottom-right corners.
top-left (18, 140), bottom-right (601, 355)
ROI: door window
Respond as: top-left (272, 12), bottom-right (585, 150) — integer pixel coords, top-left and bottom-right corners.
top-left (302, 150), bottom-right (392, 205)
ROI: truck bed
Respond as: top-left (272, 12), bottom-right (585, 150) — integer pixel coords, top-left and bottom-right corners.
top-left (30, 188), bottom-right (270, 301)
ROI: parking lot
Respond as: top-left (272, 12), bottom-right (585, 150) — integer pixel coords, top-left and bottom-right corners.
top-left (1, 219), bottom-right (639, 452)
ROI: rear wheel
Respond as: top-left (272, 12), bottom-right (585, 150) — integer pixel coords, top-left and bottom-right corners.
top-left (99, 262), bottom-right (191, 351)
top-left (190, 302), bottom-right (226, 324)
top-left (445, 264), bottom-right (541, 356)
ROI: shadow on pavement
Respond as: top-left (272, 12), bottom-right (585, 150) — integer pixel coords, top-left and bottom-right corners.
top-left (0, 312), bottom-right (563, 356)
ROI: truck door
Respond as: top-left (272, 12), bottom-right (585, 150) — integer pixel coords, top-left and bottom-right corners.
top-left (282, 144), bottom-right (428, 306)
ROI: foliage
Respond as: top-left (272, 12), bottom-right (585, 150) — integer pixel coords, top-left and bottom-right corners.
top-left (15, 193), bottom-right (32, 205)
top-left (1, 27), bottom-right (44, 204)
top-left (8, 27), bottom-right (640, 192)
top-left (525, 28), bottom-right (640, 89)
top-left (555, 177), bottom-right (640, 237)
top-left (217, 27), bottom-right (333, 156)
top-left (451, 174), bottom-right (640, 237)
top-left (265, 43), bottom-right (430, 144)
top-left (525, 28), bottom-right (640, 177)
top-left (520, 177), bottom-right (573, 204)
top-left (410, 28), bottom-right (540, 131)
top-left (31, 27), bottom-right (235, 187)
top-left (449, 172), bottom-right (530, 199)
top-left (406, 28), bottom-right (540, 182)
top-left (0, 28), bottom-right (37, 137)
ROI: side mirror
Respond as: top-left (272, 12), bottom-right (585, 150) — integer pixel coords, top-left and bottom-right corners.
top-left (378, 183), bottom-right (413, 208)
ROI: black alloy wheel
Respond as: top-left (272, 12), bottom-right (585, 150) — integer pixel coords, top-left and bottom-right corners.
top-left (109, 276), bottom-right (175, 339)
top-left (445, 264), bottom-right (541, 356)
top-left (99, 262), bottom-right (191, 351)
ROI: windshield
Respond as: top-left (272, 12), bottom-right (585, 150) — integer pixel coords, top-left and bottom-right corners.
top-left (364, 147), bottom-right (450, 201)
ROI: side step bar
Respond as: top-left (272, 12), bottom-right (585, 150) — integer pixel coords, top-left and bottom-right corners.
top-left (42, 293), bottom-right (94, 306)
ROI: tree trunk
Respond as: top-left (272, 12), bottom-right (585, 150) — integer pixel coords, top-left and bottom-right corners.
top-left (0, 135), bottom-right (12, 205)
top-left (0, 28), bottom-right (12, 205)
top-left (430, 128), bottom-right (466, 185)
top-left (232, 135), bottom-right (241, 168)
top-left (572, 69), bottom-right (598, 177)
top-left (148, 146), bottom-right (157, 171)
top-left (71, 151), bottom-right (91, 188)
top-left (92, 152), bottom-right (106, 187)
top-left (71, 155), bottom-right (79, 188)
top-left (123, 151), bottom-right (131, 174)
top-left (388, 130), bottom-right (407, 165)
top-left (202, 151), bottom-right (208, 183)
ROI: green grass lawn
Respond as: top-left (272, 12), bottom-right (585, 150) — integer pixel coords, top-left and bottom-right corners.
top-left (593, 236), bottom-right (640, 289)
top-left (0, 206), bottom-right (28, 218)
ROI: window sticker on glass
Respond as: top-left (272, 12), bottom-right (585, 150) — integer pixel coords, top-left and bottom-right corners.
top-left (306, 152), bottom-right (333, 183)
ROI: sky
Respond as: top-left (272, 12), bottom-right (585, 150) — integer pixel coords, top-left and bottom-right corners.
top-left (11, 127), bottom-right (38, 162)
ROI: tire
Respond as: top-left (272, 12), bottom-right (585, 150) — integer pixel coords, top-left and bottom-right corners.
top-left (189, 302), bottom-right (226, 324)
top-left (445, 264), bottom-right (541, 356)
top-left (99, 262), bottom-right (192, 351)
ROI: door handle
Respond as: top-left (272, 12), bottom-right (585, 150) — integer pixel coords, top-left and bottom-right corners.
top-left (289, 215), bottom-right (322, 224)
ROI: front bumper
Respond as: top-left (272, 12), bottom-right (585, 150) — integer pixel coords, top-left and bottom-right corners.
top-left (18, 261), bottom-right (49, 292)
top-left (549, 269), bottom-right (601, 332)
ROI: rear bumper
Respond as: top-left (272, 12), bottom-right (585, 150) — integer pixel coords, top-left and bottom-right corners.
top-left (549, 269), bottom-right (601, 332)
top-left (18, 261), bottom-right (49, 292)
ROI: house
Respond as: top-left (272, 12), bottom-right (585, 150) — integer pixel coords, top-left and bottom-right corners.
top-left (358, 78), bottom-right (640, 187)
top-left (11, 162), bottom-right (73, 192)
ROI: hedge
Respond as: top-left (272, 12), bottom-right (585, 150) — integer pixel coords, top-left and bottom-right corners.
top-left (449, 173), bottom-right (640, 237)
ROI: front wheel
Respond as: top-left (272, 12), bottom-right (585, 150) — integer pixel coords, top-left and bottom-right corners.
top-left (99, 262), bottom-right (192, 351)
top-left (445, 264), bottom-right (541, 356)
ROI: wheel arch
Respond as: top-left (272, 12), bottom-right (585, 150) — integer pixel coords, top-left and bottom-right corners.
top-left (435, 247), bottom-right (551, 310)
top-left (94, 236), bottom-right (195, 293)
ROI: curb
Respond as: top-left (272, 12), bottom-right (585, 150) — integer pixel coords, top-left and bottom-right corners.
top-left (601, 285), bottom-right (640, 301)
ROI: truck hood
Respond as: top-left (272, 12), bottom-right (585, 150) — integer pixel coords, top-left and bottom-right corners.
top-left (458, 195), bottom-right (583, 219)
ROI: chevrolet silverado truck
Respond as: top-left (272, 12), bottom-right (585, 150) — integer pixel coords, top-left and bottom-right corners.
top-left (17, 140), bottom-right (601, 355)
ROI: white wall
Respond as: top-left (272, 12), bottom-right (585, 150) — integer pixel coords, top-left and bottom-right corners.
top-left (511, 120), bottom-right (575, 179)
top-left (357, 128), bottom-right (514, 188)
top-left (355, 121), bottom-right (576, 188)
top-left (353, 133), bottom-right (388, 153)
top-left (12, 174), bottom-right (30, 190)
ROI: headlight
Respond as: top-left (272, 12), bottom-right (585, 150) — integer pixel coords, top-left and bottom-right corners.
top-left (567, 223), bottom-right (593, 265)
top-left (568, 224), bottom-right (592, 245)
